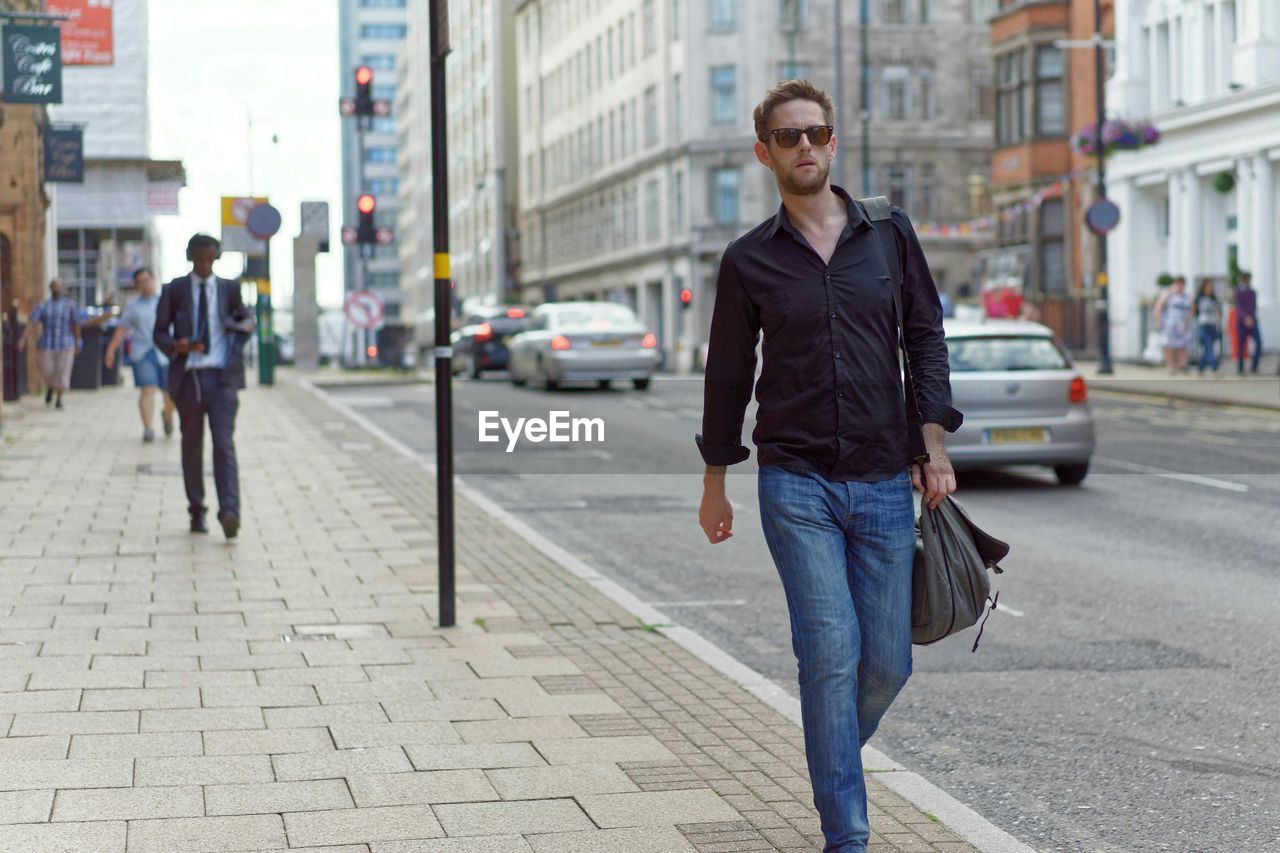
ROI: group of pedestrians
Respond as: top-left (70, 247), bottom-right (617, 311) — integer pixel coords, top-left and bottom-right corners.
top-left (1155, 272), bottom-right (1263, 375)
top-left (20, 235), bottom-right (250, 541)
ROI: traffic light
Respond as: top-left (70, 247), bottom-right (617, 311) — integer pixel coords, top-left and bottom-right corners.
top-left (679, 288), bottom-right (693, 310)
top-left (354, 66), bottom-right (374, 118)
top-left (357, 194), bottom-right (377, 244)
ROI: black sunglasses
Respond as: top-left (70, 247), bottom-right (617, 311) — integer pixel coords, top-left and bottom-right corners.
top-left (765, 125), bottom-right (834, 148)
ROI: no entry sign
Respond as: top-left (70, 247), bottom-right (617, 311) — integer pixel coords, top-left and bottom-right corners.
top-left (344, 289), bottom-right (385, 330)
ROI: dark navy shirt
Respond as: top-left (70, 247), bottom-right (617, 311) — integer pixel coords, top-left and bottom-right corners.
top-left (697, 185), bottom-right (961, 482)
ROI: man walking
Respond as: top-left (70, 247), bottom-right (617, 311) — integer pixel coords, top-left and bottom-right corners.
top-left (1234, 271), bottom-right (1261, 374)
top-left (105, 267), bottom-right (176, 442)
top-left (696, 80), bottom-right (960, 853)
top-left (154, 234), bottom-right (253, 538)
top-left (19, 279), bottom-right (80, 409)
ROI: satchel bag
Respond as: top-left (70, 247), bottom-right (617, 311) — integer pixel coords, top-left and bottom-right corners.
top-left (858, 195), bottom-right (1010, 651)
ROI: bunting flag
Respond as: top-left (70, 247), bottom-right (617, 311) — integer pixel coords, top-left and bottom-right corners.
top-left (915, 169), bottom-right (1092, 239)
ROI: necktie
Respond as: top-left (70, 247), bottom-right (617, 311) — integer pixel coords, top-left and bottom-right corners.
top-left (197, 279), bottom-right (211, 355)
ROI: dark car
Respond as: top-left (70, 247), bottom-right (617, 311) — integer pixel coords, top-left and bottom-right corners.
top-left (451, 307), bottom-right (531, 379)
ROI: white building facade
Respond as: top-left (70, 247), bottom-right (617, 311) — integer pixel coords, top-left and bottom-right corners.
top-left (1106, 0), bottom-right (1280, 359)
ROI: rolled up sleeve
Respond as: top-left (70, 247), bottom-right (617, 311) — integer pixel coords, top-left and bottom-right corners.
top-left (894, 210), bottom-right (963, 433)
top-left (697, 247), bottom-right (760, 466)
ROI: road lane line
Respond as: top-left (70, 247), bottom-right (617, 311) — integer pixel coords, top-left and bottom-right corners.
top-left (996, 602), bottom-right (1025, 618)
top-left (1093, 456), bottom-right (1249, 492)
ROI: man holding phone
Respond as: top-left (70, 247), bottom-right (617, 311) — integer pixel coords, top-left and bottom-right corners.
top-left (153, 234), bottom-right (253, 538)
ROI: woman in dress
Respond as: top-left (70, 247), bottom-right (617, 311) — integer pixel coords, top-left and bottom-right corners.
top-left (1154, 276), bottom-right (1193, 374)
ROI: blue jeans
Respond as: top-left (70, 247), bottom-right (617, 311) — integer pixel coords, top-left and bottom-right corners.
top-left (1237, 321), bottom-right (1261, 372)
top-left (758, 466), bottom-right (916, 853)
top-left (1197, 325), bottom-right (1220, 373)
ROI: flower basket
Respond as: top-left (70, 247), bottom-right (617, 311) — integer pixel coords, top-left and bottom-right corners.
top-left (1072, 118), bottom-right (1161, 157)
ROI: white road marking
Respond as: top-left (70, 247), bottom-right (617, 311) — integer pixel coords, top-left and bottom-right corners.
top-left (995, 602), bottom-right (1025, 617)
top-left (645, 599), bottom-right (749, 608)
top-left (334, 396), bottom-right (394, 408)
top-left (1092, 456), bottom-right (1250, 493)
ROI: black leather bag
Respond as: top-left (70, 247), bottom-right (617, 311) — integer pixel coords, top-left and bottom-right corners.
top-left (858, 195), bottom-right (1010, 650)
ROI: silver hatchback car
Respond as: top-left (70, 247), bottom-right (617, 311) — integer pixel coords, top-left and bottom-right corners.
top-left (944, 320), bottom-right (1095, 485)
top-left (508, 302), bottom-right (661, 390)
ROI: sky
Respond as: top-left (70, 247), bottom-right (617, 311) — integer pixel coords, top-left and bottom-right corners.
top-left (148, 0), bottom-right (346, 309)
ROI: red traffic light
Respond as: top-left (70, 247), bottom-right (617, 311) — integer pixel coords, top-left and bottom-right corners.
top-left (680, 289), bottom-right (693, 304)
top-left (355, 66), bottom-right (373, 85)
top-left (357, 194), bottom-right (376, 214)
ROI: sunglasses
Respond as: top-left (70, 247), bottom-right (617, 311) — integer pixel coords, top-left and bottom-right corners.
top-left (765, 125), bottom-right (834, 148)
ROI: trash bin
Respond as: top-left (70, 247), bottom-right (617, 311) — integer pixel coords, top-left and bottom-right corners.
top-left (70, 326), bottom-right (104, 390)
top-left (376, 323), bottom-right (411, 369)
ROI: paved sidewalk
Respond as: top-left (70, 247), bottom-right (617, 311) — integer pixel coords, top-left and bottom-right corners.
top-left (1077, 356), bottom-right (1280, 410)
top-left (0, 380), bottom-right (988, 853)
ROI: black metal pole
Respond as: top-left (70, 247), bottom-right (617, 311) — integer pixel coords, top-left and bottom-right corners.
top-left (1094, 0), bottom-right (1113, 374)
top-left (429, 0), bottom-right (456, 628)
top-left (833, 0), bottom-right (843, 188)
top-left (859, 0), bottom-right (871, 195)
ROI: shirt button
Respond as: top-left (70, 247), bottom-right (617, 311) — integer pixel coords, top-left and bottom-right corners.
top-left (834, 352), bottom-right (841, 359)
top-left (830, 313), bottom-right (837, 318)
top-left (838, 392), bottom-right (845, 398)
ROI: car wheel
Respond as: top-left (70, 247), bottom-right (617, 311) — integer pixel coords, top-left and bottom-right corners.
top-left (510, 355), bottom-right (526, 386)
top-left (632, 377), bottom-right (651, 391)
top-left (538, 356), bottom-right (559, 391)
top-left (1054, 463), bottom-right (1089, 486)
top-left (596, 379), bottom-right (611, 390)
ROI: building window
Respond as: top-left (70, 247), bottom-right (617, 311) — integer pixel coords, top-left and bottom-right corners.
top-left (778, 61), bottom-right (811, 81)
top-left (1038, 197), bottom-right (1066, 293)
top-left (643, 0), bottom-right (657, 56)
top-left (886, 165), bottom-right (912, 211)
top-left (968, 0), bottom-right (995, 22)
top-left (645, 178), bottom-right (661, 242)
top-left (970, 67), bottom-right (994, 121)
top-left (711, 65), bottom-right (736, 124)
top-left (368, 178), bottom-right (399, 197)
top-left (672, 0), bottom-right (681, 41)
top-left (995, 49), bottom-right (1025, 146)
top-left (361, 0), bottom-right (406, 6)
top-left (366, 147), bottom-right (397, 164)
top-left (713, 168), bottom-right (740, 224)
top-left (620, 102), bottom-right (629, 157)
top-left (919, 68), bottom-right (935, 119)
top-left (709, 0), bottom-right (736, 32)
top-left (372, 116), bottom-right (397, 134)
top-left (361, 54), bottom-right (396, 71)
top-left (882, 65), bottom-right (911, 119)
top-left (644, 85), bottom-right (659, 147)
top-left (918, 164), bottom-right (936, 220)
top-left (1035, 46), bottom-right (1065, 136)
top-left (918, 0), bottom-right (930, 23)
top-left (361, 24), bottom-right (407, 39)
top-left (780, 0), bottom-right (806, 30)
top-left (673, 73), bottom-right (683, 138)
top-left (882, 0), bottom-right (906, 24)
top-left (373, 84), bottom-right (396, 101)
top-left (674, 169), bottom-right (685, 230)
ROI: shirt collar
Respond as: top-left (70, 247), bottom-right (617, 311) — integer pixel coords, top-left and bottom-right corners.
top-left (766, 184), bottom-right (869, 240)
top-left (191, 273), bottom-right (216, 288)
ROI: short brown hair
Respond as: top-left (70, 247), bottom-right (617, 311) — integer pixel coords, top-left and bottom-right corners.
top-left (753, 79), bottom-right (835, 142)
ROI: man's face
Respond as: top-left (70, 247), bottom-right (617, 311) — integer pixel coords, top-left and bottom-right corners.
top-left (192, 246), bottom-right (218, 278)
top-left (135, 272), bottom-right (156, 297)
top-left (50, 280), bottom-right (63, 299)
top-left (753, 99), bottom-right (835, 197)
top-left (1173, 280), bottom-right (1185, 293)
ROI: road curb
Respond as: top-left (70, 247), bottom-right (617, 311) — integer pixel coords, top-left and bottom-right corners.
top-left (1090, 384), bottom-right (1280, 412)
top-left (297, 376), bottom-right (1038, 853)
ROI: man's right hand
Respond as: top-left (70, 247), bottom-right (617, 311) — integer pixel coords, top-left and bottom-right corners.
top-left (699, 481), bottom-right (735, 544)
top-left (174, 338), bottom-right (191, 355)
top-left (104, 351), bottom-right (115, 369)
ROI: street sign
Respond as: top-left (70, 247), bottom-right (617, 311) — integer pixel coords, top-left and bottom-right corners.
top-left (375, 226), bottom-right (395, 246)
top-left (300, 201), bottom-right (329, 238)
top-left (1086, 199), bottom-right (1121, 236)
top-left (2, 24), bottom-right (63, 104)
top-left (246, 202), bottom-right (282, 239)
top-left (344, 289), bottom-right (385, 330)
top-left (341, 226), bottom-right (358, 246)
top-left (221, 195), bottom-right (268, 255)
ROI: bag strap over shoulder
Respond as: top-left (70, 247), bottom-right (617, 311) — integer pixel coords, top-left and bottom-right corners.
top-left (858, 195), bottom-right (928, 464)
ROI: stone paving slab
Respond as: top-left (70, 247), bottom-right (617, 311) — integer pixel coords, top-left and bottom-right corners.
top-left (0, 381), bottom-right (988, 852)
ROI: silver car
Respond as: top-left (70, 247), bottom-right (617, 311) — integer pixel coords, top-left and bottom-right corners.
top-left (944, 320), bottom-right (1095, 485)
top-left (508, 302), bottom-right (661, 390)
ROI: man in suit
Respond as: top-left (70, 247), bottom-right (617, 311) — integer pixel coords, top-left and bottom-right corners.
top-left (153, 234), bottom-right (253, 538)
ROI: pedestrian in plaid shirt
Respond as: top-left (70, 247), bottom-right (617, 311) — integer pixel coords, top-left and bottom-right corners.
top-left (19, 279), bottom-right (81, 409)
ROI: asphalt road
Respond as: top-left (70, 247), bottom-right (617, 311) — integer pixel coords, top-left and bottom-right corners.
top-left (326, 374), bottom-right (1280, 853)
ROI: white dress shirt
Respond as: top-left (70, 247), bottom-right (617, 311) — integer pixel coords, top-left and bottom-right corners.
top-left (187, 274), bottom-right (228, 370)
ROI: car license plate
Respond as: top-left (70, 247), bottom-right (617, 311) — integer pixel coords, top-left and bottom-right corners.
top-left (591, 338), bottom-right (624, 347)
top-left (987, 428), bottom-right (1048, 445)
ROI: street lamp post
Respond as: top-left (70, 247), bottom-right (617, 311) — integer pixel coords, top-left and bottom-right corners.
top-left (1092, 0), bottom-right (1114, 374)
top-left (859, 0), bottom-right (871, 195)
top-left (429, 0), bottom-right (456, 629)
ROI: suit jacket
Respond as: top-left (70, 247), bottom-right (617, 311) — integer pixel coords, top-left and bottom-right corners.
top-left (153, 275), bottom-right (253, 395)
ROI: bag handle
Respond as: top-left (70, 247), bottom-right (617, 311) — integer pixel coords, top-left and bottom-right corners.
top-left (858, 195), bottom-right (929, 466)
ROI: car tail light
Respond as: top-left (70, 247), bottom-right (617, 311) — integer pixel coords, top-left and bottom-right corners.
top-left (506, 308), bottom-right (525, 318)
top-left (641, 333), bottom-right (657, 348)
top-left (366, 345), bottom-right (378, 358)
top-left (475, 322), bottom-right (493, 343)
top-left (1069, 375), bottom-right (1087, 403)
top-left (550, 335), bottom-right (571, 351)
